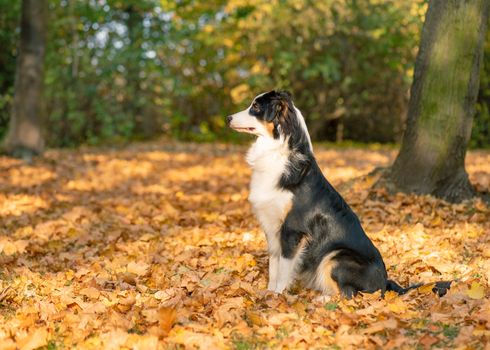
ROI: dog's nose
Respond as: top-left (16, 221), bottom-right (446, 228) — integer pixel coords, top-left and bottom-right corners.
top-left (226, 115), bottom-right (233, 126)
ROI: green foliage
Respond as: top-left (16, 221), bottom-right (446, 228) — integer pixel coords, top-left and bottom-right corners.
top-left (324, 302), bottom-right (338, 311)
top-left (43, 0), bottom-right (166, 146)
top-left (0, 0), bottom-right (489, 146)
top-left (164, 0), bottom-right (426, 142)
top-left (0, 0), bottom-right (21, 140)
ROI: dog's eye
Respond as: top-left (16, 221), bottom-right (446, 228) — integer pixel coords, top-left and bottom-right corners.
top-left (252, 103), bottom-right (259, 111)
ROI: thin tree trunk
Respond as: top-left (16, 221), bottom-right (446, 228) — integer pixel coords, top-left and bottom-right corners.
top-left (389, 0), bottom-right (490, 202)
top-left (4, 0), bottom-right (47, 158)
top-left (125, 5), bottom-right (156, 138)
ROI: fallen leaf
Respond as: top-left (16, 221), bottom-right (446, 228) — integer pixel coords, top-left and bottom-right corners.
top-left (127, 261), bottom-right (150, 276)
top-left (0, 340), bottom-right (16, 350)
top-left (17, 327), bottom-right (48, 350)
top-left (79, 287), bottom-right (100, 299)
top-left (418, 283), bottom-right (435, 294)
top-left (362, 319), bottom-right (398, 334)
top-left (419, 334), bottom-right (439, 348)
top-left (158, 307), bottom-right (177, 336)
top-left (246, 311), bottom-right (266, 326)
top-left (83, 301), bottom-right (107, 314)
top-left (467, 282), bottom-right (485, 300)
top-left (387, 298), bottom-right (408, 314)
top-left (268, 313), bottom-right (298, 325)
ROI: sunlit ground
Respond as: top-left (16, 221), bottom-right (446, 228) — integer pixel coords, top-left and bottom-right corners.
top-left (0, 141), bottom-right (489, 349)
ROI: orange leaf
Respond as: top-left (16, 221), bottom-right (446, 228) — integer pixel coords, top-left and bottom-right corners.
top-left (79, 287), bottom-right (100, 299)
top-left (127, 261), bottom-right (150, 276)
top-left (419, 334), bottom-right (439, 348)
top-left (362, 319), bottom-right (398, 334)
top-left (18, 327), bottom-right (48, 350)
top-left (246, 311), bottom-right (265, 326)
top-left (158, 307), bottom-right (177, 336)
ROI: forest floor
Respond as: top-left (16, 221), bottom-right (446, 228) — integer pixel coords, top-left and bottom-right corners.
top-left (0, 141), bottom-right (489, 350)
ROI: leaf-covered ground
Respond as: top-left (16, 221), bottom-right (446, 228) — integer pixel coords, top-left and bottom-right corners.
top-left (1, 142), bottom-right (489, 350)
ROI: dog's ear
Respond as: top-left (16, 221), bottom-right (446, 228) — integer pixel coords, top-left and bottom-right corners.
top-left (264, 90), bottom-right (291, 122)
top-left (277, 90), bottom-right (292, 100)
top-left (265, 99), bottom-right (287, 122)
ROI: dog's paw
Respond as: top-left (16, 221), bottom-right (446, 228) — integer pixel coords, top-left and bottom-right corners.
top-left (267, 282), bottom-right (276, 292)
top-left (313, 295), bottom-right (332, 305)
top-left (258, 289), bottom-right (277, 299)
top-left (273, 287), bottom-right (286, 294)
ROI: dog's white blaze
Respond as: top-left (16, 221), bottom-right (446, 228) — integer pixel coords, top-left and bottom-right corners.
top-left (293, 105), bottom-right (313, 151)
top-left (247, 136), bottom-right (292, 258)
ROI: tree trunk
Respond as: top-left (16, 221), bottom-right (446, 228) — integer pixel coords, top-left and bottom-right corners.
top-left (389, 0), bottom-right (490, 202)
top-left (3, 0), bottom-right (47, 158)
top-left (125, 5), bottom-right (156, 138)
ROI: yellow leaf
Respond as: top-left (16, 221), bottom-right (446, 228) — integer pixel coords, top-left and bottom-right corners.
top-left (18, 327), bottom-right (48, 350)
top-left (230, 84), bottom-right (250, 104)
top-left (246, 311), bottom-right (265, 326)
top-left (362, 318), bottom-right (397, 334)
top-left (230, 193), bottom-right (242, 202)
top-left (268, 313), bottom-right (297, 326)
top-left (123, 294), bottom-right (138, 306)
top-left (388, 298), bottom-right (408, 314)
top-left (83, 301), bottom-right (107, 314)
top-left (383, 290), bottom-right (398, 301)
top-left (430, 216), bottom-right (442, 227)
top-left (79, 287), bottom-right (100, 299)
top-left (466, 282), bottom-right (485, 300)
top-left (203, 24), bottom-right (214, 33)
top-left (127, 334), bottom-right (159, 350)
top-left (0, 339), bottom-right (16, 350)
top-left (418, 283), bottom-right (435, 294)
top-left (127, 261), bottom-right (150, 276)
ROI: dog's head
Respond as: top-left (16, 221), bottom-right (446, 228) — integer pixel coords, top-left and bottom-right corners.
top-left (226, 90), bottom-right (311, 149)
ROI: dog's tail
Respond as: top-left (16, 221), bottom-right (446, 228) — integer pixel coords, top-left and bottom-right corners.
top-left (386, 279), bottom-right (452, 297)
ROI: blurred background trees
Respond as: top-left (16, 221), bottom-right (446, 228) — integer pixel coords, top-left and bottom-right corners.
top-left (0, 0), bottom-right (489, 148)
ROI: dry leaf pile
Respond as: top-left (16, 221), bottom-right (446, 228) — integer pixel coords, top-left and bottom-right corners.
top-left (0, 142), bottom-right (489, 349)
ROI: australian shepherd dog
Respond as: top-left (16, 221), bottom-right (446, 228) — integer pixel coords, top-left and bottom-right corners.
top-left (226, 90), bottom-right (450, 298)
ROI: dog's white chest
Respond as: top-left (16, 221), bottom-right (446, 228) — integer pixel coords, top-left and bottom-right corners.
top-left (247, 137), bottom-right (293, 255)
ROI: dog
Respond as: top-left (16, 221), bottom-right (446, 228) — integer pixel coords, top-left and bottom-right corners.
top-left (226, 90), bottom-right (450, 298)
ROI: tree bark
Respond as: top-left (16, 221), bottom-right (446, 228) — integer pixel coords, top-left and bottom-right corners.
top-left (3, 0), bottom-right (47, 158)
top-left (389, 0), bottom-right (490, 202)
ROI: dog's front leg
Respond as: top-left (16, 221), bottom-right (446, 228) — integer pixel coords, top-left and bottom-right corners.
top-left (267, 254), bottom-right (279, 291)
top-left (274, 223), bottom-right (307, 293)
top-left (264, 226), bottom-right (281, 292)
top-left (274, 255), bottom-right (297, 293)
